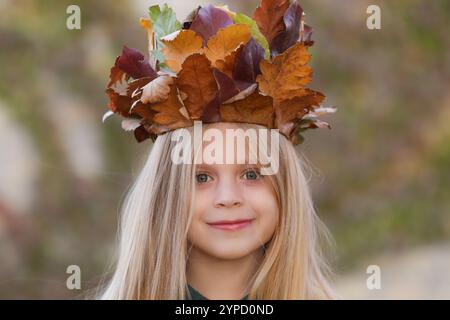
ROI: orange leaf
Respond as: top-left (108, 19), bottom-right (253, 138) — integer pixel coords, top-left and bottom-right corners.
top-left (204, 24), bottom-right (251, 70)
top-left (161, 30), bottom-right (203, 73)
top-left (175, 53), bottom-right (218, 119)
top-left (215, 43), bottom-right (244, 78)
top-left (256, 42), bottom-right (312, 101)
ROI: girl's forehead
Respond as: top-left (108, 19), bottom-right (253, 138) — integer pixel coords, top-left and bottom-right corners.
top-left (178, 121), bottom-right (279, 175)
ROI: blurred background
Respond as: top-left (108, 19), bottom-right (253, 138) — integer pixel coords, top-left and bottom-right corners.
top-left (0, 0), bottom-right (449, 299)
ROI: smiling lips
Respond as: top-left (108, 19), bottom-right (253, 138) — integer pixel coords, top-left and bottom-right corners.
top-left (207, 219), bottom-right (254, 231)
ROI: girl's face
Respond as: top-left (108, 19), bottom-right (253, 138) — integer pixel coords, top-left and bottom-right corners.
top-left (187, 123), bottom-right (279, 260)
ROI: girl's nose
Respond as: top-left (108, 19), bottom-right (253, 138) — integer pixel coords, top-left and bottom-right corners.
top-left (213, 177), bottom-right (244, 208)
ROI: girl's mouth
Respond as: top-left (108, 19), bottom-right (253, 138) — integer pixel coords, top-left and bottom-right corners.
top-left (207, 219), bottom-right (254, 231)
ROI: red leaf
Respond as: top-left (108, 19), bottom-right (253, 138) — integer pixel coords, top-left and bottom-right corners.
top-left (190, 4), bottom-right (233, 46)
top-left (253, 0), bottom-right (290, 46)
top-left (270, 0), bottom-right (303, 56)
top-left (232, 38), bottom-right (265, 90)
top-left (116, 46), bottom-right (158, 80)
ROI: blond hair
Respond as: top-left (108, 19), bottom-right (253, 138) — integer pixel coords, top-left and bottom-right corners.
top-left (98, 123), bottom-right (336, 299)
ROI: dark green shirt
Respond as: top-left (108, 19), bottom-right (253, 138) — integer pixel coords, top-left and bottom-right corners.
top-left (187, 284), bottom-right (249, 300)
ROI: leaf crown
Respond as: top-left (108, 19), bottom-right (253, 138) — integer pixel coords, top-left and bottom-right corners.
top-left (104, 0), bottom-right (336, 145)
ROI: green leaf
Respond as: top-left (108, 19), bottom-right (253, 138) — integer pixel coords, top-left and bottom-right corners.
top-left (148, 4), bottom-right (181, 66)
top-left (148, 4), bottom-right (182, 49)
top-left (233, 13), bottom-right (270, 59)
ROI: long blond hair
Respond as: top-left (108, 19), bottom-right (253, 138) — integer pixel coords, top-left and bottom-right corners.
top-left (98, 123), bottom-right (336, 299)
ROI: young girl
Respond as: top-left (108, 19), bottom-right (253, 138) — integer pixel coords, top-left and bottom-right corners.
top-left (100, 0), bottom-right (337, 300)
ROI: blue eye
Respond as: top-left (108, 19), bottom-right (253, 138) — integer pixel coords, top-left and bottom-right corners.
top-left (243, 169), bottom-right (260, 180)
top-left (196, 173), bottom-right (211, 184)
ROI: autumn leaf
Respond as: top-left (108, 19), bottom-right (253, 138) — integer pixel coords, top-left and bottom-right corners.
top-left (214, 4), bottom-right (237, 20)
top-left (252, 0), bottom-right (290, 46)
top-left (204, 24), bottom-right (251, 71)
top-left (189, 4), bottom-right (233, 46)
top-left (139, 18), bottom-right (157, 70)
top-left (301, 24), bottom-right (314, 46)
top-left (270, 0), bottom-right (303, 56)
top-left (105, 76), bottom-right (156, 123)
top-left (121, 118), bottom-right (142, 131)
top-left (148, 4), bottom-right (182, 50)
top-left (289, 116), bottom-right (331, 145)
top-left (200, 69), bottom-right (239, 122)
top-left (232, 13), bottom-right (270, 59)
top-left (105, 88), bottom-right (133, 118)
top-left (140, 75), bottom-right (174, 104)
top-left (161, 29), bottom-right (203, 73)
top-left (150, 84), bottom-right (193, 130)
top-left (213, 69), bottom-right (240, 103)
top-left (220, 91), bottom-right (274, 128)
top-left (115, 46), bottom-right (158, 80)
top-left (214, 43), bottom-right (243, 78)
top-left (232, 38), bottom-right (265, 91)
top-left (256, 42), bottom-right (312, 102)
top-left (274, 88), bottom-right (325, 138)
top-left (107, 56), bottom-right (130, 88)
top-left (175, 53), bottom-right (218, 119)
top-left (134, 124), bottom-right (152, 142)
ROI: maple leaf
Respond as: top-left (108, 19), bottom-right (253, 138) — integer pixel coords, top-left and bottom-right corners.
top-left (175, 53), bottom-right (218, 119)
top-left (256, 42), bottom-right (312, 102)
top-left (161, 30), bottom-right (203, 73)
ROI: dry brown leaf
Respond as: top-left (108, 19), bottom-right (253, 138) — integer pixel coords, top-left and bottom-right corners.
top-left (257, 42), bottom-right (312, 101)
top-left (176, 53), bottom-right (218, 119)
top-left (220, 91), bottom-right (274, 128)
top-left (252, 0), bottom-right (290, 45)
top-left (275, 88), bottom-right (325, 137)
top-left (161, 30), bottom-right (203, 73)
top-left (150, 85), bottom-right (193, 130)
